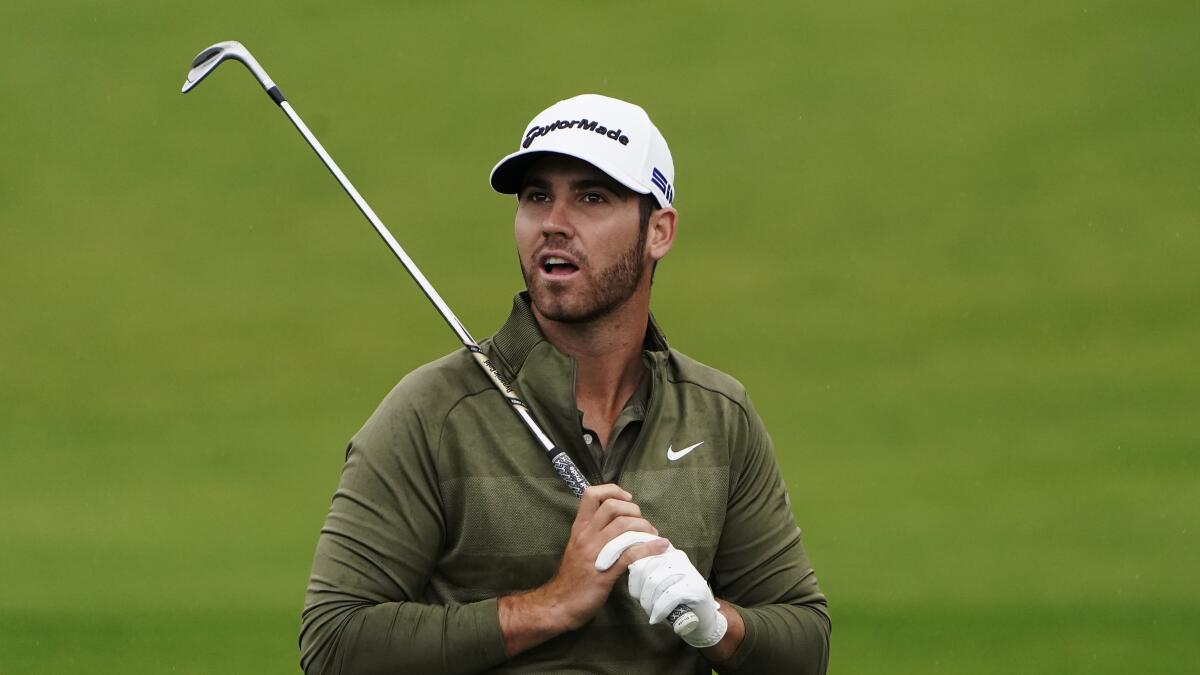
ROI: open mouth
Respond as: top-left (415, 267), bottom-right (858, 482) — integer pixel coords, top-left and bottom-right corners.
top-left (542, 256), bottom-right (579, 277)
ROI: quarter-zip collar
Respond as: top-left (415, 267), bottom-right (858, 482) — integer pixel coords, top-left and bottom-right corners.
top-left (491, 292), bottom-right (669, 374)
top-left (487, 292), bottom-right (670, 483)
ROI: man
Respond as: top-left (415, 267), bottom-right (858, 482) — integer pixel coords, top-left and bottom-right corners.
top-left (300, 94), bottom-right (829, 674)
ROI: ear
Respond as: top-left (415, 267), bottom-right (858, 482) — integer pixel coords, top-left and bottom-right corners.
top-left (646, 206), bottom-right (677, 263)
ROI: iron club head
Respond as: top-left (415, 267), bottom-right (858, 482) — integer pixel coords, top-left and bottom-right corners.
top-left (181, 40), bottom-right (277, 94)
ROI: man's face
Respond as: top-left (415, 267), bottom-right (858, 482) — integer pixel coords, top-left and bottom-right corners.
top-left (515, 155), bottom-right (649, 324)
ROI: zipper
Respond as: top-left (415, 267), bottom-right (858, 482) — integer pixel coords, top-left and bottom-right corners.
top-left (601, 354), bottom-right (662, 484)
top-left (568, 357), bottom-right (605, 485)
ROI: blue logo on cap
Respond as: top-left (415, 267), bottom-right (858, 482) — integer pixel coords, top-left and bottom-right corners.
top-left (650, 167), bottom-right (674, 204)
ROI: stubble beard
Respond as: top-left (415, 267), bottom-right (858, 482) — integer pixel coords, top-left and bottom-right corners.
top-left (521, 227), bottom-right (648, 324)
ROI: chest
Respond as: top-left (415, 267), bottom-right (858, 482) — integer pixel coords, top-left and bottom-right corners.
top-left (431, 393), bottom-right (734, 596)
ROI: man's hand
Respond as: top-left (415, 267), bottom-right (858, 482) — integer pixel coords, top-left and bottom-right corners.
top-left (499, 484), bottom-right (668, 656)
top-left (628, 548), bottom-right (731, 649)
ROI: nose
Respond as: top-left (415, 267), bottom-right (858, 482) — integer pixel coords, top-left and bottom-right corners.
top-left (543, 198), bottom-right (574, 238)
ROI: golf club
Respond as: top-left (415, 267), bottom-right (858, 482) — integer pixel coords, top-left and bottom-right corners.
top-left (181, 40), bottom-right (698, 635)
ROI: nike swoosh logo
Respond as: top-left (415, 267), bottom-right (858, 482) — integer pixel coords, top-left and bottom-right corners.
top-left (666, 441), bottom-right (704, 462)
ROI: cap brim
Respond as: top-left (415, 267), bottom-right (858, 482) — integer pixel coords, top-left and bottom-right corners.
top-left (489, 149), bottom-right (654, 200)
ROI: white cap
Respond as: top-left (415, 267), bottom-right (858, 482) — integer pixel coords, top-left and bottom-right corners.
top-left (490, 94), bottom-right (675, 208)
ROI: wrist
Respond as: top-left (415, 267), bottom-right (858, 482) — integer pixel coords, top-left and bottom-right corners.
top-left (498, 580), bottom-right (581, 657)
top-left (537, 573), bottom-right (592, 630)
top-left (700, 600), bottom-right (745, 664)
top-left (683, 604), bottom-right (728, 648)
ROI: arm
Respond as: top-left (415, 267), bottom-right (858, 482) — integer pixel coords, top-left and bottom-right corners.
top-left (299, 383), bottom-right (663, 674)
top-left (299, 388), bottom-right (508, 675)
top-left (498, 486), bottom-right (669, 655)
top-left (706, 398), bottom-right (830, 674)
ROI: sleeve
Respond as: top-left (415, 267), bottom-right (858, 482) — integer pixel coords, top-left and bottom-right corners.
top-left (298, 384), bottom-right (509, 675)
top-left (709, 398), bottom-right (831, 675)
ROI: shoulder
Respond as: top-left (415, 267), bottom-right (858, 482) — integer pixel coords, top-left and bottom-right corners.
top-left (663, 348), bottom-right (754, 417)
top-left (659, 349), bottom-right (772, 483)
top-left (357, 346), bottom-right (494, 443)
top-left (391, 347), bottom-right (491, 403)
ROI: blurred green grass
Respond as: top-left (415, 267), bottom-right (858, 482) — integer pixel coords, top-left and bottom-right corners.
top-left (1, 0), bottom-right (1197, 672)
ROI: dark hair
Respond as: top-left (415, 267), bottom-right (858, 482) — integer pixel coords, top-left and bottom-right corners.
top-left (638, 193), bottom-right (659, 231)
top-left (638, 193), bottom-right (662, 281)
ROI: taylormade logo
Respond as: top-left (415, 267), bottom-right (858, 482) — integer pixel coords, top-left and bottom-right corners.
top-left (523, 118), bottom-right (630, 149)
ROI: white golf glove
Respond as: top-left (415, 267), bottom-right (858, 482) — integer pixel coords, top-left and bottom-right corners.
top-left (628, 548), bottom-right (727, 648)
top-left (594, 531), bottom-right (662, 572)
top-left (594, 532), bottom-right (727, 648)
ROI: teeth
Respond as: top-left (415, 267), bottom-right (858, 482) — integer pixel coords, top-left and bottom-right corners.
top-left (546, 257), bottom-right (567, 265)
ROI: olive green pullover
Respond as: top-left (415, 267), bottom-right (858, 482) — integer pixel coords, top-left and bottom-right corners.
top-left (300, 293), bottom-right (829, 674)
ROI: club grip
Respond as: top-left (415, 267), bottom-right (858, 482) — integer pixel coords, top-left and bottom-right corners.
top-left (668, 604), bottom-right (699, 635)
top-left (549, 450), bottom-right (591, 498)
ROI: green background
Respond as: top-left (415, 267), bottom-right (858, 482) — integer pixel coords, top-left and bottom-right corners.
top-left (2, 1), bottom-right (1196, 672)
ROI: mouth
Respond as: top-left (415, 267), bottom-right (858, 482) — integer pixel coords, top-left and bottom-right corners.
top-left (538, 255), bottom-right (580, 279)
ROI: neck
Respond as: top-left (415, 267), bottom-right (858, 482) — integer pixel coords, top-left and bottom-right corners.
top-left (532, 290), bottom-right (650, 443)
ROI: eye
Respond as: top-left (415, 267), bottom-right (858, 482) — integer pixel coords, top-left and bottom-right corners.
top-left (521, 189), bottom-right (551, 203)
top-left (581, 192), bottom-right (607, 204)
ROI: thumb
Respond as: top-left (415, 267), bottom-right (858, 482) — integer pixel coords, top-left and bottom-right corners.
top-left (594, 531), bottom-right (663, 571)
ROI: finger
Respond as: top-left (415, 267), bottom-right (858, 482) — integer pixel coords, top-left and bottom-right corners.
top-left (650, 584), bottom-right (696, 625)
top-left (638, 549), bottom-right (689, 614)
top-left (641, 571), bottom-right (687, 619)
top-left (589, 498), bottom-right (643, 530)
top-left (628, 555), bottom-right (652, 599)
top-left (599, 516), bottom-right (657, 542)
top-left (577, 484), bottom-right (632, 521)
top-left (623, 538), bottom-right (671, 565)
top-left (612, 539), bottom-right (671, 578)
top-left (623, 542), bottom-right (671, 599)
top-left (644, 556), bottom-right (689, 594)
top-left (594, 531), bottom-right (662, 572)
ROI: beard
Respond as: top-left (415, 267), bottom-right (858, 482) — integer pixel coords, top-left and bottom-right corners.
top-left (521, 226), bottom-right (648, 324)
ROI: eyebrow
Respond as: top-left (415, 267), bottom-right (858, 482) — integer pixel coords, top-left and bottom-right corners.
top-left (520, 176), bottom-right (629, 200)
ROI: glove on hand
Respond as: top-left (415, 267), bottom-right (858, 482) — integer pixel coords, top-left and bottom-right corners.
top-left (628, 547), bottom-right (728, 648)
top-left (594, 531), bottom-right (662, 572)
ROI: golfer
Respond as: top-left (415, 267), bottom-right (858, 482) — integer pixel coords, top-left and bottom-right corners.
top-left (300, 94), bottom-right (829, 674)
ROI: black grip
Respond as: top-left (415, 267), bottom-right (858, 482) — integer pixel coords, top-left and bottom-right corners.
top-left (667, 605), bottom-right (693, 626)
top-left (267, 85), bottom-right (286, 105)
top-left (550, 450), bottom-right (590, 498)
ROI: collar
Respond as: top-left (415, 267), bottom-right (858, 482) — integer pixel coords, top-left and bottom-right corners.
top-left (486, 292), bottom-right (669, 473)
top-left (490, 291), bottom-right (669, 377)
